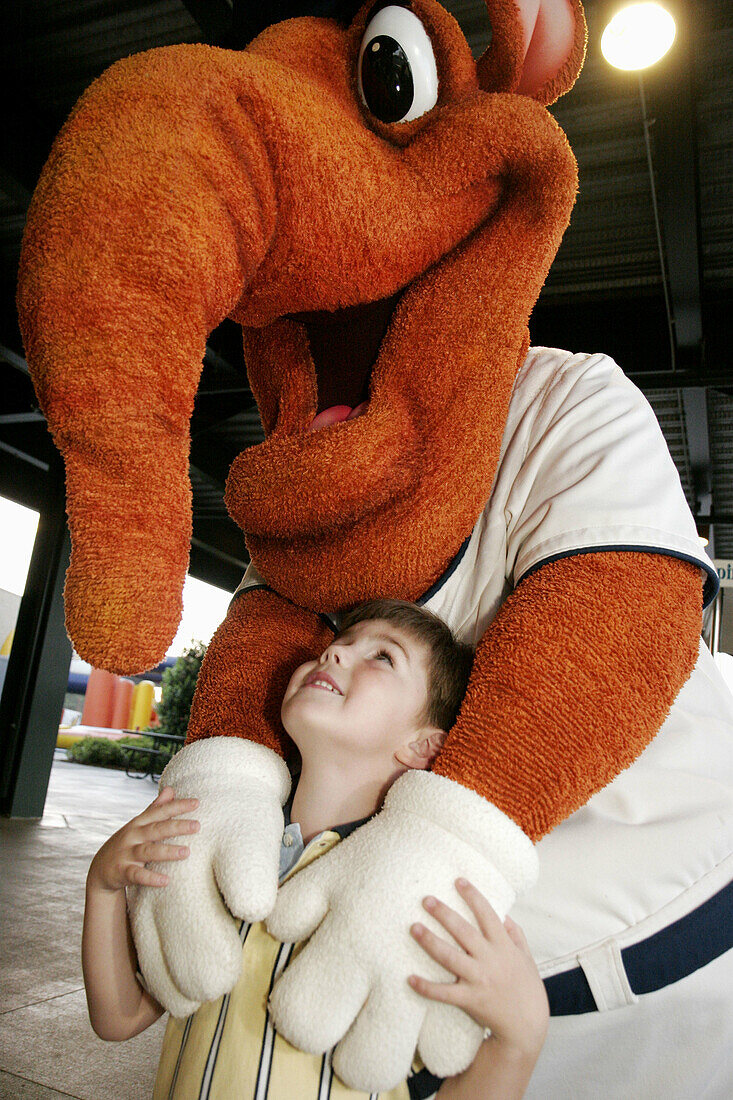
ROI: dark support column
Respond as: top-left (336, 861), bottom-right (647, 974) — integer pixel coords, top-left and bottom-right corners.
top-left (681, 387), bottom-right (714, 550)
top-left (0, 457), bottom-right (72, 817)
top-left (641, 1), bottom-right (704, 373)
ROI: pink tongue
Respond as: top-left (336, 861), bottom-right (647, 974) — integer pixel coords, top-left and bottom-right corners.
top-left (308, 401), bottom-right (368, 433)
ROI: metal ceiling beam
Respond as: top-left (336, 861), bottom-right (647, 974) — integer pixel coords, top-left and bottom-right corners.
top-left (0, 71), bottom-right (61, 199)
top-left (0, 439), bottom-right (49, 472)
top-left (191, 523), bottom-right (247, 569)
top-left (180, 0), bottom-right (233, 44)
top-left (0, 412), bottom-right (44, 425)
top-left (190, 515), bottom-right (248, 592)
top-left (630, 370), bottom-right (733, 392)
top-left (189, 434), bottom-right (238, 489)
top-left (1, 344), bottom-right (29, 374)
top-left (0, 165), bottom-right (31, 210)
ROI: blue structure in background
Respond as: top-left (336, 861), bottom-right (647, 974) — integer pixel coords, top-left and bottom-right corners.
top-left (0, 653), bottom-right (178, 703)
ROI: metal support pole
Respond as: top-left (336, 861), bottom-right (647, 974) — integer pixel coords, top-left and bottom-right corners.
top-left (0, 456), bottom-right (72, 817)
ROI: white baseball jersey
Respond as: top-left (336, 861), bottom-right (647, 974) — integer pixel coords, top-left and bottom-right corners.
top-left (240, 347), bottom-right (732, 983)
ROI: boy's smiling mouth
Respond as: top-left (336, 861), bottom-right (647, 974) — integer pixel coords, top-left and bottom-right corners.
top-left (303, 670), bottom-right (343, 695)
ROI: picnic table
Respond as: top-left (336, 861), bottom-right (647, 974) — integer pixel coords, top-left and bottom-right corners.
top-left (123, 729), bottom-right (185, 781)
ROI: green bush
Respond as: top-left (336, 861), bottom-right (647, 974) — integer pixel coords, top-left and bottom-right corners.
top-left (66, 734), bottom-right (156, 770)
top-left (67, 643), bottom-right (207, 771)
top-left (155, 641), bottom-right (207, 742)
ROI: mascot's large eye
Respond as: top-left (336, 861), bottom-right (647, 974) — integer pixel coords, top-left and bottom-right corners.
top-left (357, 5), bottom-right (439, 124)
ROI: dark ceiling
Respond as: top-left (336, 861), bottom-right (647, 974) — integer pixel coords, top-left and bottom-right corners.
top-left (0, 0), bottom-right (731, 594)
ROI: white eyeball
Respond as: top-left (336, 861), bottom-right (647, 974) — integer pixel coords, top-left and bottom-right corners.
top-left (357, 5), bottom-right (439, 124)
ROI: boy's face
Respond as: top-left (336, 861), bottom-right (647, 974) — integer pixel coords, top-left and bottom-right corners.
top-left (281, 619), bottom-right (435, 763)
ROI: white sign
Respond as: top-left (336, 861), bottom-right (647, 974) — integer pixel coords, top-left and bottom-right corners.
top-left (714, 561), bottom-right (733, 589)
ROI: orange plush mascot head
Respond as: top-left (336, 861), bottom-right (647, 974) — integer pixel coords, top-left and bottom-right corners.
top-left (17, 0), bottom-right (585, 673)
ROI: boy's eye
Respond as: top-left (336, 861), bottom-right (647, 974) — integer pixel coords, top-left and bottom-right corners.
top-left (374, 649), bottom-right (394, 666)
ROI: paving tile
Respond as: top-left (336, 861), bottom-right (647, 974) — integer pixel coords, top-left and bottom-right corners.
top-left (1, 760), bottom-right (158, 1007)
top-left (45, 759), bottom-right (158, 826)
top-left (1, 758), bottom-right (167, 1094)
top-left (0, 1069), bottom-right (80, 1098)
top-left (0, 989), bottom-right (165, 1100)
top-left (34, 813), bottom-right (69, 830)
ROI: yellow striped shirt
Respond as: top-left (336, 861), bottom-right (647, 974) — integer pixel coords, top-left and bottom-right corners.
top-left (153, 829), bottom-right (441, 1100)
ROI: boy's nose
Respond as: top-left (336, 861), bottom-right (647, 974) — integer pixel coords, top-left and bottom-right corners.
top-left (321, 644), bottom-right (345, 666)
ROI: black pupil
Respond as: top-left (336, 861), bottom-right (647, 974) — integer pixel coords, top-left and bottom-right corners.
top-left (361, 35), bottom-right (414, 123)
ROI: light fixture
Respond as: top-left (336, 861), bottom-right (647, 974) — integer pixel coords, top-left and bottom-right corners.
top-left (601, 2), bottom-right (676, 71)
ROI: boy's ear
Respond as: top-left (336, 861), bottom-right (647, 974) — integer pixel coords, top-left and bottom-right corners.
top-left (394, 728), bottom-right (447, 771)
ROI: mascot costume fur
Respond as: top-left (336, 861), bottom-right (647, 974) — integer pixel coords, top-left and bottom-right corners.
top-left (16, 0), bottom-right (733, 1094)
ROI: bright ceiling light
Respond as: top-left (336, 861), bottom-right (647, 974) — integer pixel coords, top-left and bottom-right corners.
top-left (601, 3), bottom-right (676, 71)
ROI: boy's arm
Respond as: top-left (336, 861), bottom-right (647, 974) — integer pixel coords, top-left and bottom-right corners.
top-left (81, 787), bottom-right (200, 1040)
top-left (410, 880), bottom-right (548, 1100)
top-left (82, 875), bottom-right (164, 1039)
top-left (435, 1035), bottom-right (541, 1100)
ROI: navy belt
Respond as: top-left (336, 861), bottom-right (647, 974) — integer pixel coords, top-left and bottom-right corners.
top-left (544, 879), bottom-right (733, 1015)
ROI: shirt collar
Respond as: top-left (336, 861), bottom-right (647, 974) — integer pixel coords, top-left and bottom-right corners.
top-left (283, 791), bottom-right (373, 839)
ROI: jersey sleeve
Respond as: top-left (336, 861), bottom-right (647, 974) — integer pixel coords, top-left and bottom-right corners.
top-left (504, 352), bottom-right (718, 607)
top-left (232, 560), bottom-right (271, 601)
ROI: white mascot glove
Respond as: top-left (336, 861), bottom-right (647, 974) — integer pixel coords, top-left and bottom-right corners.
top-left (266, 770), bottom-right (537, 1093)
top-left (128, 737), bottom-right (291, 1017)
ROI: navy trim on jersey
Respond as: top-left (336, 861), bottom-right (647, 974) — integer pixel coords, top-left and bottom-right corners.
top-left (417, 534), bottom-right (473, 606)
top-left (544, 879), bottom-right (733, 1015)
top-left (408, 1066), bottom-right (445, 1099)
top-left (232, 536), bottom-right (475, 622)
top-left (516, 545), bottom-right (719, 609)
top-left (229, 584), bottom-right (339, 639)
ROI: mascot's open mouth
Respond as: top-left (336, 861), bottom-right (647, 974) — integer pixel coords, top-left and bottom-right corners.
top-left (288, 289), bottom-right (403, 433)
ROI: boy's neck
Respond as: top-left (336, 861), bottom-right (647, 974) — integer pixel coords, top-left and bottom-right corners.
top-left (290, 755), bottom-right (405, 843)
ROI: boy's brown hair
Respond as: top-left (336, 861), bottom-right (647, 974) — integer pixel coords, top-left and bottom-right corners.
top-left (338, 599), bottom-right (474, 732)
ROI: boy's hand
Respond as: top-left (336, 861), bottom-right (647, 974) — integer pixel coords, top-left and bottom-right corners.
top-left (127, 738), bottom-right (291, 1018)
top-left (88, 786), bottom-right (200, 894)
top-left (409, 879), bottom-right (549, 1058)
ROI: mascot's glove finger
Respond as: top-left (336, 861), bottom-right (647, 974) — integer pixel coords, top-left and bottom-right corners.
top-left (266, 771), bottom-right (537, 1092)
top-left (128, 738), bottom-right (291, 1016)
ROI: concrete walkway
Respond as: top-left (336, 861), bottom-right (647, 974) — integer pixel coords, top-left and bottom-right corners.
top-left (0, 754), bottom-right (167, 1099)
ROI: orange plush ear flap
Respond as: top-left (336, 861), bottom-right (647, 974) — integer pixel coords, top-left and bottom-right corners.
top-left (477, 0), bottom-right (586, 105)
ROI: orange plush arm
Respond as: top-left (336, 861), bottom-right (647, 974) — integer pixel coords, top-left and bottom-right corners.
top-left (186, 588), bottom-right (334, 757)
top-left (433, 551), bottom-right (702, 841)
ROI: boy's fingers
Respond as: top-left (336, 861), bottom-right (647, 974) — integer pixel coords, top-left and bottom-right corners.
top-left (503, 916), bottom-right (530, 952)
top-left (456, 879), bottom-right (505, 942)
top-left (422, 895), bottom-right (484, 955)
top-left (141, 797), bottom-right (199, 825)
top-left (127, 863), bottom-right (169, 887)
top-left (503, 914), bottom-right (521, 935)
top-left (133, 841), bottom-right (191, 864)
top-left (146, 786), bottom-right (175, 812)
top-left (411, 923), bottom-right (475, 981)
top-left (408, 973), bottom-right (465, 1007)
top-left (143, 818), bottom-right (200, 842)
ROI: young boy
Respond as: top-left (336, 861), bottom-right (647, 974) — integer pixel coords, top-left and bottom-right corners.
top-left (82, 600), bottom-right (549, 1099)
